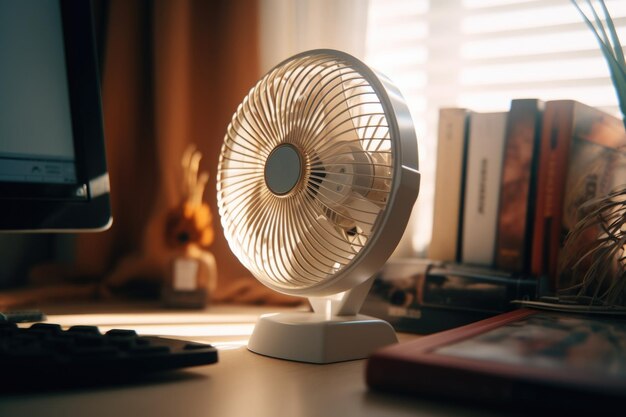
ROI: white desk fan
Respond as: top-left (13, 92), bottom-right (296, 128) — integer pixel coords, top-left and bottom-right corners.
top-left (217, 49), bottom-right (420, 363)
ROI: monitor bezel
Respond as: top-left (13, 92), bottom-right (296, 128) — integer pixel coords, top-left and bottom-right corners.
top-left (0, 0), bottom-right (112, 232)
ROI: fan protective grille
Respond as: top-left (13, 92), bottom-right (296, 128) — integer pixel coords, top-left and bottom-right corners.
top-left (217, 52), bottom-right (395, 293)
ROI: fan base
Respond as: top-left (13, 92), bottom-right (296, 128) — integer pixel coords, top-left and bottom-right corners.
top-left (247, 311), bottom-right (398, 364)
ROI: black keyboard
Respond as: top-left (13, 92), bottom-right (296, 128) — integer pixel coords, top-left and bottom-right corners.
top-left (0, 321), bottom-right (218, 390)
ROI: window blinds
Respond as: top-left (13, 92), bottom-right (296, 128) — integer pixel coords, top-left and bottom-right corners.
top-left (366, 0), bottom-right (626, 255)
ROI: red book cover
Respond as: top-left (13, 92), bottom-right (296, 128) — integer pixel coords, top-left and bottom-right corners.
top-left (495, 99), bottom-right (543, 273)
top-left (531, 100), bottom-right (575, 284)
top-left (531, 100), bottom-right (626, 290)
top-left (557, 104), bottom-right (626, 291)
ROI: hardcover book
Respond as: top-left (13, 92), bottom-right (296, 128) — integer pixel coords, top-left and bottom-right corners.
top-left (558, 103), bottom-right (626, 292)
top-left (531, 100), bottom-right (626, 290)
top-left (429, 108), bottom-right (470, 262)
top-left (461, 111), bottom-right (507, 266)
top-left (495, 99), bottom-right (543, 273)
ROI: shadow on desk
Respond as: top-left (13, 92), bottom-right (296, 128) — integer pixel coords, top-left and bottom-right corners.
top-left (362, 390), bottom-right (530, 417)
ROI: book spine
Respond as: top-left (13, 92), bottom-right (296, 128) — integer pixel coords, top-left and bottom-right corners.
top-left (461, 112), bottom-right (507, 266)
top-left (530, 100), bottom-right (575, 287)
top-left (495, 99), bottom-right (543, 273)
top-left (429, 108), bottom-right (469, 262)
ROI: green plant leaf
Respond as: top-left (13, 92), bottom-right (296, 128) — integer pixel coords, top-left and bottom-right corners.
top-left (585, 0), bottom-right (612, 53)
top-left (573, 0), bottom-right (626, 127)
top-left (599, 0), bottom-right (626, 66)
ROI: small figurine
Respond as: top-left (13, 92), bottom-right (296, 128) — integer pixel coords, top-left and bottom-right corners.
top-left (163, 144), bottom-right (217, 308)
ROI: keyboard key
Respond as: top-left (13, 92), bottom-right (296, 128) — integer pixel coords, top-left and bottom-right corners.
top-left (68, 325), bottom-right (101, 335)
top-left (105, 329), bottom-right (137, 337)
top-left (30, 323), bottom-right (62, 333)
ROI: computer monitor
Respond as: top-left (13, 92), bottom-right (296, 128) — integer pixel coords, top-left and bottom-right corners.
top-left (0, 0), bottom-right (111, 232)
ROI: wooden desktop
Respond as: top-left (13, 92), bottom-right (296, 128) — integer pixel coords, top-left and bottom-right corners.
top-left (0, 302), bottom-right (514, 417)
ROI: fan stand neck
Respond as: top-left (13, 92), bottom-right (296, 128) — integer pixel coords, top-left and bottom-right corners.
top-left (308, 276), bottom-right (375, 318)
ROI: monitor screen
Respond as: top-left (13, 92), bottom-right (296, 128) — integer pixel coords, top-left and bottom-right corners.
top-left (0, 0), bottom-right (111, 231)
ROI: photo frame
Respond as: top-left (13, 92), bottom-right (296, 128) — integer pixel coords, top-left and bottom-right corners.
top-left (366, 308), bottom-right (626, 410)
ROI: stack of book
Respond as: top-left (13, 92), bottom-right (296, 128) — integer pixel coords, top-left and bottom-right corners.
top-left (363, 99), bottom-right (626, 334)
top-left (430, 99), bottom-right (626, 292)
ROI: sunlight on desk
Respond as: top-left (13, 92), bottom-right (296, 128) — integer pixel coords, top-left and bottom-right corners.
top-left (39, 304), bottom-right (303, 350)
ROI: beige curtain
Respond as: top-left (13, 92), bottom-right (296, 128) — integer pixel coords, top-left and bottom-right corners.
top-left (259, 0), bottom-right (369, 73)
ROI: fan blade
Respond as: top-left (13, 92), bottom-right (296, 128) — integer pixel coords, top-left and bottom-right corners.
top-left (343, 192), bottom-right (381, 237)
top-left (293, 215), bottom-right (356, 278)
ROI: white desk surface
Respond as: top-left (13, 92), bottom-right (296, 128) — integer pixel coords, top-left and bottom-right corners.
top-left (0, 302), bottom-right (521, 417)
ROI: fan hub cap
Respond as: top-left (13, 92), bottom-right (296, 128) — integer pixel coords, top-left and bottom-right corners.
top-left (264, 144), bottom-right (302, 196)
